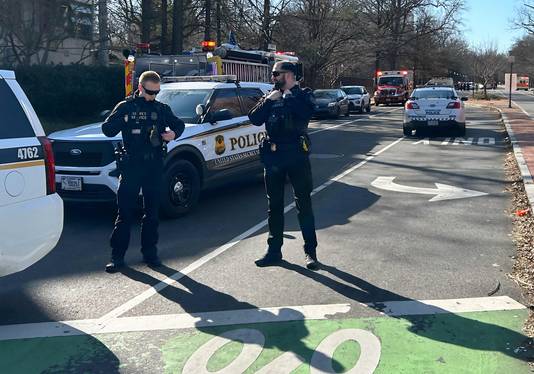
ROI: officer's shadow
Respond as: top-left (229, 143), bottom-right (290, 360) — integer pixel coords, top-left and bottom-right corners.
top-left (119, 264), bottom-right (344, 372)
top-left (279, 261), bottom-right (534, 363)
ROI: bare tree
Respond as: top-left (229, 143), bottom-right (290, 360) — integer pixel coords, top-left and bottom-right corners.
top-left (471, 42), bottom-right (506, 98)
top-left (0, 0), bottom-right (75, 65)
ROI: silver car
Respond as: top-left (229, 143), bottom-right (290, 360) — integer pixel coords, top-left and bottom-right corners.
top-left (340, 85), bottom-right (371, 113)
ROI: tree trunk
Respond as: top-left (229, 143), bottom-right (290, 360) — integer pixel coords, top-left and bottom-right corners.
top-left (98, 0), bottom-right (109, 66)
top-left (204, 0), bottom-right (212, 40)
top-left (216, 0), bottom-right (221, 45)
top-left (171, 0), bottom-right (183, 53)
top-left (161, 0), bottom-right (168, 53)
top-left (261, 0), bottom-right (270, 50)
top-left (141, 0), bottom-right (152, 43)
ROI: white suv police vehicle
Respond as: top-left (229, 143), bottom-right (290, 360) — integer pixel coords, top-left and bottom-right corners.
top-left (0, 70), bottom-right (63, 277)
top-left (48, 76), bottom-right (272, 218)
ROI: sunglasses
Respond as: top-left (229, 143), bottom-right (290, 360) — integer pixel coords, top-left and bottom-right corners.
top-left (143, 86), bottom-right (160, 95)
top-left (271, 71), bottom-right (290, 77)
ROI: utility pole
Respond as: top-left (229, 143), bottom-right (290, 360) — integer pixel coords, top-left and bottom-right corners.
top-left (508, 55), bottom-right (515, 109)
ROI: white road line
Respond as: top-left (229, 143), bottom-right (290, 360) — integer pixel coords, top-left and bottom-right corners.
top-left (376, 296), bottom-right (525, 316)
top-left (0, 296), bottom-right (525, 341)
top-left (98, 136), bottom-right (406, 323)
top-left (309, 108), bottom-right (402, 135)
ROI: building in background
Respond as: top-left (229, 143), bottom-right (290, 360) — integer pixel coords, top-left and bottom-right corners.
top-left (0, 0), bottom-right (98, 66)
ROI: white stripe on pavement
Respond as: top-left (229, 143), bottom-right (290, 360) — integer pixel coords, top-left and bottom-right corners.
top-left (375, 296), bottom-right (525, 316)
top-left (0, 296), bottom-right (525, 341)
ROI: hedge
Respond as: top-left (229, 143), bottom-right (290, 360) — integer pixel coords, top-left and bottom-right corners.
top-left (13, 65), bottom-right (125, 119)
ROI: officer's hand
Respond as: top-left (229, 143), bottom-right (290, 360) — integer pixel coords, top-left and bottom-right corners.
top-left (161, 130), bottom-right (176, 142)
top-left (266, 90), bottom-right (282, 101)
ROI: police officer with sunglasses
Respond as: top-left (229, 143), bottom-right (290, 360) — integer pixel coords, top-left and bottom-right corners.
top-left (102, 71), bottom-right (185, 273)
top-left (248, 61), bottom-right (319, 270)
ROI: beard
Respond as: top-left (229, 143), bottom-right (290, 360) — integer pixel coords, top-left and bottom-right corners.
top-left (274, 79), bottom-right (286, 90)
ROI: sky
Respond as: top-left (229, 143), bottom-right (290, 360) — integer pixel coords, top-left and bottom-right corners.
top-left (462, 0), bottom-right (527, 52)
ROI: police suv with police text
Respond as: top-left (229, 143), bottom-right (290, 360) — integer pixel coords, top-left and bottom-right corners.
top-left (48, 76), bottom-right (272, 217)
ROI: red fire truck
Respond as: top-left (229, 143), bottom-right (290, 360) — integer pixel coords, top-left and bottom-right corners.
top-left (373, 70), bottom-right (414, 106)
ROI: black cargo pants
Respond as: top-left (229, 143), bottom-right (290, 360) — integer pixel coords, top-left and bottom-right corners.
top-left (110, 158), bottom-right (163, 261)
top-left (264, 151), bottom-right (317, 255)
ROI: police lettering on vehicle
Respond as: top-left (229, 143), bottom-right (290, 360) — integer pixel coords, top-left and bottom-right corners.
top-left (17, 147), bottom-right (40, 160)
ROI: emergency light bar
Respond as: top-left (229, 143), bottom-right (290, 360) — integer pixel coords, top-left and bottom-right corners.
top-left (161, 75), bottom-right (238, 84)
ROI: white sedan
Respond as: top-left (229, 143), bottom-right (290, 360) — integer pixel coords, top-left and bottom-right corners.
top-left (403, 86), bottom-right (467, 137)
top-left (340, 85), bottom-right (371, 113)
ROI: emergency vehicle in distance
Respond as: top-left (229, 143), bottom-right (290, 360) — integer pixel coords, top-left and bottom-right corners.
top-left (517, 76), bottom-right (529, 91)
top-left (373, 70), bottom-right (414, 106)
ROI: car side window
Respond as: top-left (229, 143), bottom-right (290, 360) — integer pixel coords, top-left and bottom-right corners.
top-left (0, 80), bottom-right (35, 139)
top-left (239, 88), bottom-right (264, 115)
top-left (210, 89), bottom-right (242, 118)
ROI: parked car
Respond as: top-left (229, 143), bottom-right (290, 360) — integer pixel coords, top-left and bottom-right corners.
top-left (403, 86), bottom-right (467, 137)
top-left (340, 85), bottom-right (371, 113)
top-left (313, 89), bottom-right (350, 118)
top-left (0, 70), bottom-right (63, 277)
top-left (49, 76), bottom-right (272, 218)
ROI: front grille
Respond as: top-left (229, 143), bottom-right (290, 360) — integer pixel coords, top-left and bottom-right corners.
top-left (380, 89), bottom-right (396, 96)
top-left (52, 141), bottom-right (115, 167)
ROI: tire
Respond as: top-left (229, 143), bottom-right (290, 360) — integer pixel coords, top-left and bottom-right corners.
top-left (456, 123), bottom-right (466, 137)
top-left (160, 159), bottom-right (201, 218)
top-left (333, 107), bottom-right (340, 119)
top-left (375, 101), bottom-right (380, 106)
top-left (344, 106), bottom-right (350, 116)
top-left (358, 103), bottom-right (364, 114)
top-left (366, 102), bottom-right (371, 113)
top-left (403, 125), bottom-right (412, 137)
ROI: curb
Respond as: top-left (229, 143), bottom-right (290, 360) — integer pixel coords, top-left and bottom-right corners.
top-left (495, 107), bottom-right (534, 211)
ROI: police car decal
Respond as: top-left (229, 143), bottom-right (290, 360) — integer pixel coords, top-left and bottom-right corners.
top-left (0, 146), bottom-right (44, 166)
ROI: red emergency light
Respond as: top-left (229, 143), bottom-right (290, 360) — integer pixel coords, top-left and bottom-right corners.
top-left (401, 70), bottom-right (408, 75)
top-left (201, 40), bottom-right (216, 52)
top-left (376, 71), bottom-right (383, 76)
top-left (276, 51), bottom-right (296, 56)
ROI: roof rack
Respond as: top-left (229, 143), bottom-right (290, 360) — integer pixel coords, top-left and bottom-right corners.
top-left (161, 75), bottom-right (238, 84)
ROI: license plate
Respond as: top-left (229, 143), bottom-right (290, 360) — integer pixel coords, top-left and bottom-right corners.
top-left (428, 120), bottom-right (439, 126)
top-left (61, 176), bottom-right (82, 191)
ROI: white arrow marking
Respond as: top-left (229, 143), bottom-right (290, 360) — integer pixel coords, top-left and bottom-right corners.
top-left (371, 177), bottom-right (488, 202)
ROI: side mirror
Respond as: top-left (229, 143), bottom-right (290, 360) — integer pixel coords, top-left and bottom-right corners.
top-left (196, 104), bottom-right (206, 116)
top-left (461, 97), bottom-right (468, 101)
top-left (209, 109), bottom-right (233, 123)
top-left (100, 110), bottom-right (111, 119)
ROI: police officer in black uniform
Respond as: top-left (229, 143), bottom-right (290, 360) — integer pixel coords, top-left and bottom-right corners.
top-left (248, 61), bottom-right (319, 270)
top-left (102, 71), bottom-right (185, 273)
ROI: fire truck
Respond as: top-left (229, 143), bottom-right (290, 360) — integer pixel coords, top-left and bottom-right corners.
top-left (373, 70), bottom-right (414, 106)
top-left (518, 76), bottom-right (529, 91)
top-left (123, 40), bottom-right (301, 96)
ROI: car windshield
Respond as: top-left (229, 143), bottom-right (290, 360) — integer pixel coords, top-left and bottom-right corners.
top-left (342, 87), bottom-right (363, 95)
top-left (378, 77), bottom-right (404, 86)
top-left (411, 89), bottom-right (456, 99)
top-left (157, 89), bottom-right (212, 123)
top-left (314, 90), bottom-right (338, 99)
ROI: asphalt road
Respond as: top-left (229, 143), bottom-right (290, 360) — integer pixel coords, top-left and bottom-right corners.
top-left (0, 105), bottom-right (531, 373)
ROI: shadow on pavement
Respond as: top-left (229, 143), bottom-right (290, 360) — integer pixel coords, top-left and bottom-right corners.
top-left (279, 261), bottom-right (533, 363)
top-left (119, 264), bottom-right (342, 371)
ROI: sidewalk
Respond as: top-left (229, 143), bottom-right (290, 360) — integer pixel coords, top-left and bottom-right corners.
top-left (471, 100), bottom-right (534, 210)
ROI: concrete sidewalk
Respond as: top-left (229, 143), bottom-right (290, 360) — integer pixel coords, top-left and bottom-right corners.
top-left (472, 100), bottom-right (534, 210)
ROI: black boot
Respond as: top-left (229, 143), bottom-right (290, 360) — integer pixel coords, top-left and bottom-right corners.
top-left (305, 253), bottom-right (319, 270)
top-left (255, 250), bottom-right (283, 267)
top-left (105, 258), bottom-right (125, 273)
top-left (143, 255), bottom-right (162, 267)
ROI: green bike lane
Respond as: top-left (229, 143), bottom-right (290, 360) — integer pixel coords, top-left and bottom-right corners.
top-left (1, 108), bottom-right (533, 373)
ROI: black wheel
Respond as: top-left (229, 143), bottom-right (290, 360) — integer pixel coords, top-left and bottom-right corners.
top-left (375, 101), bottom-right (380, 106)
top-left (345, 106), bottom-right (350, 116)
top-left (358, 103), bottom-right (364, 113)
top-left (366, 102), bottom-right (371, 113)
top-left (161, 159), bottom-right (201, 218)
top-left (333, 107), bottom-right (340, 119)
top-left (403, 126), bottom-right (412, 137)
top-left (456, 123), bottom-right (466, 137)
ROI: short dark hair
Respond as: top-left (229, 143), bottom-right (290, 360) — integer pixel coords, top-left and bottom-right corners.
top-left (273, 61), bottom-right (296, 75)
top-left (139, 71), bottom-right (161, 85)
